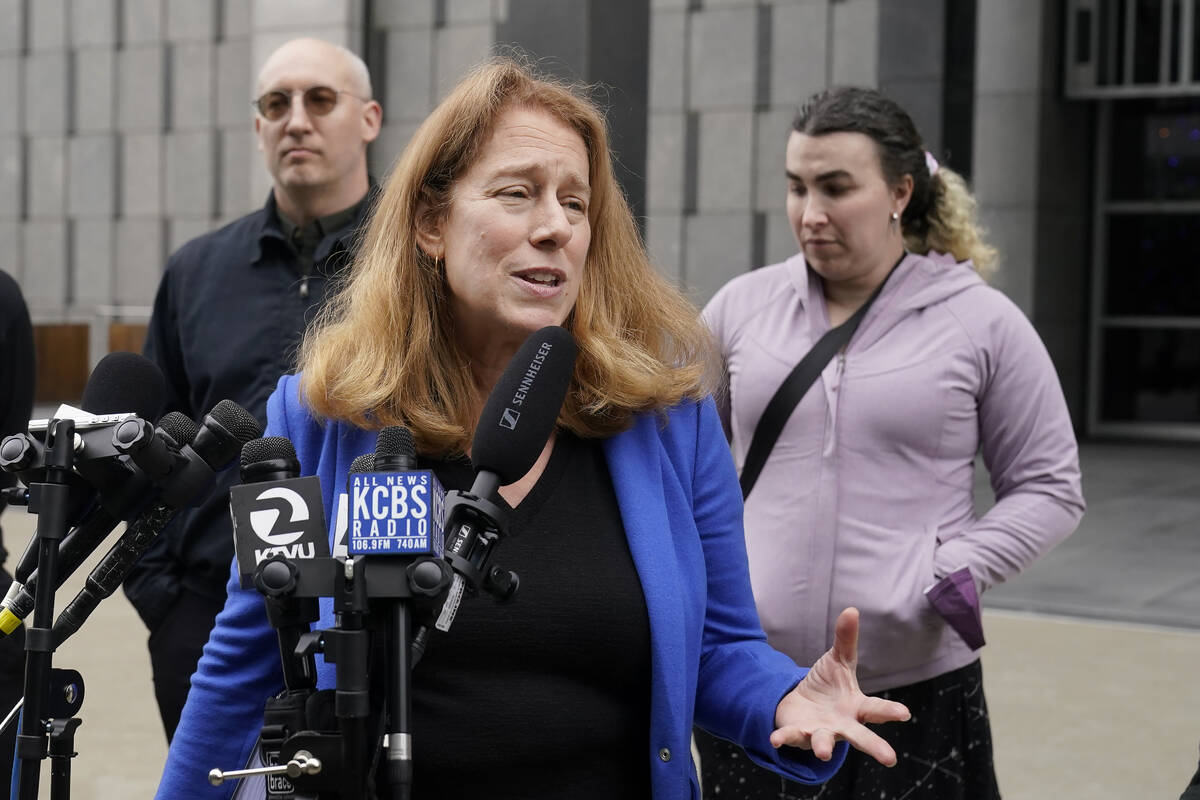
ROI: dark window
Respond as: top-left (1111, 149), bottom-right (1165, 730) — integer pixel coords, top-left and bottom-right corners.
top-left (1133, 0), bottom-right (1164, 83)
top-left (1105, 214), bottom-right (1200, 316)
top-left (1194, 0), bottom-right (1200, 81)
top-left (1108, 99), bottom-right (1200, 201)
top-left (1101, 327), bottom-right (1200, 422)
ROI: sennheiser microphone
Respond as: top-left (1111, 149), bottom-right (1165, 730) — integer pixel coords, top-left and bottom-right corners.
top-left (435, 325), bottom-right (577, 631)
top-left (230, 437), bottom-right (330, 590)
top-left (50, 400), bottom-right (262, 645)
top-left (468, 325), bottom-right (578, 497)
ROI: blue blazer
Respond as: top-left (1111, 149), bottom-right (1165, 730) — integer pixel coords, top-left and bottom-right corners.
top-left (156, 375), bottom-right (845, 800)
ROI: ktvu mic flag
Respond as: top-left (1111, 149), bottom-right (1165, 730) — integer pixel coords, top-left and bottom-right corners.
top-left (348, 470), bottom-right (446, 556)
top-left (230, 475), bottom-right (329, 589)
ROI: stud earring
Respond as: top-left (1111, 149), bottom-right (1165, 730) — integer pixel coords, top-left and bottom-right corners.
top-left (890, 211), bottom-right (900, 222)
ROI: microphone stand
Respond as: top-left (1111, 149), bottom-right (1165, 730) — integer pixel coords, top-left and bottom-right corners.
top-left (17, 419), bottom-right (84, 800)
top-left (214, 488), bottom-right (518, 800)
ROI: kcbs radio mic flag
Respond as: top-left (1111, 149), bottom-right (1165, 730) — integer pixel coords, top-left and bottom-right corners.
top-left (347, 462), bottom-right (446, 557)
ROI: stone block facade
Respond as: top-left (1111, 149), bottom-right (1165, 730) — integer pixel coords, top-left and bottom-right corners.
top-left (5, 0), bottom-right (1080, 416)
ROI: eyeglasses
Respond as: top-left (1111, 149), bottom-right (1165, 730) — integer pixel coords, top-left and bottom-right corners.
top-left (252, 86), bottom-right (366, 122)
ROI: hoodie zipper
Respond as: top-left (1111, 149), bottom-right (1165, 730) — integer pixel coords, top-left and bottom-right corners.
top-left (823, 351), bottom-right (846, 458)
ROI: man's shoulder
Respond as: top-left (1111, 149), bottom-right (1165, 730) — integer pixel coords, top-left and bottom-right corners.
top-left (0, 269), bottom-right (21, 304)
top-left (165, 205), bottom-right (272, 273)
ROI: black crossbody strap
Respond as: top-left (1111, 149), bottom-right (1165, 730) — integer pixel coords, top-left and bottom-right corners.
top-left (739, 256), bottom-right (903, 499)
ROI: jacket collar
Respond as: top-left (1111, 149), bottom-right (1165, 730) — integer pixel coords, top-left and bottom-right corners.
top-left (250, 182), bottom-right (379, 267)
top-left (783, 250), bottom-right (986, 350)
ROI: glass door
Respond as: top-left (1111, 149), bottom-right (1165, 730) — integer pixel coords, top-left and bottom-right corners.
top-left (1089, 97), bottom-right (1200, 437)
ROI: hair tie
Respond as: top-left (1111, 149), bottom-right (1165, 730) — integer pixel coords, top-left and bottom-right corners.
top-left (924, 150), bottom-right (939, 175)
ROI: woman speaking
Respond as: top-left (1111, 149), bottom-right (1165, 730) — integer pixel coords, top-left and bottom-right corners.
top-left (154, 62), bottom-right (909, 800)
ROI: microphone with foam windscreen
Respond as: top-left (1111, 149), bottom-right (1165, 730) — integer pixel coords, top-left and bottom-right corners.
top-left (7, 351), bottom-right (168, 503)
top-left (79, 351), bottom-right (168, 419)
top-left (435, 325), bottom-right (577, 632)
top-left (469, 326), bottom-right (579, 497)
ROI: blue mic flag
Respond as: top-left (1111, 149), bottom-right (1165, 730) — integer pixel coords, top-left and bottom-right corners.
top-left (347, 470), bottom-right (446, 557)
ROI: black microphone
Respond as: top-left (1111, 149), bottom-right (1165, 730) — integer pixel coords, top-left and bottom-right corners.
top-left (348, 453), bottom-right (375, 473)
top-left (112, 411), bottom-right (197, 483)
top-left (7, 352), bottom-right (168, 586)
top-left (436, 325), bottom-right (577, 631)
top-left (56, 413), bottom-right (197, 586)
top-left (346, 427), bottom-right (446, 559)
top-left (358, 425), bottom-right (446, 800)
top-left (232, 436), bottom-right (330, 699)
top-left (79, 351), bottom-right (168, 419)
top-left (468, 325), bottom-right (578, 497)
top-left (0, 354), bottom-right (172, 634)
top-left (373, 427), bottom-right (416, 471)
top-left (14, 351), bottom-right (168, 500)
top-left (50, 401), bottom-right (262, 645)
top-left (230, 437), bottom-right (330, 591)
top-left (0, 413), bottom-right (201, 635)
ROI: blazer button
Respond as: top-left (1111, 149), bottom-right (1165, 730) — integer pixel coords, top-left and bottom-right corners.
top-left (658, 748), bottom-right (671, 762)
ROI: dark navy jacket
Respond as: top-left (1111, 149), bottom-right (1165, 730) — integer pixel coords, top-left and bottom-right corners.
top-left (122, 191), bottom-right (374, 628)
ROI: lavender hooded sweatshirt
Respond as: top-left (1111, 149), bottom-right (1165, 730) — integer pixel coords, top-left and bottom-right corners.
top-left (703, 251), bottom-right (1085, 693)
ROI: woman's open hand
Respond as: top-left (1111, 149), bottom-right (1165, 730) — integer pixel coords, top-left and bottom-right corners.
top-left (771, 607), bottom-right (911, 765)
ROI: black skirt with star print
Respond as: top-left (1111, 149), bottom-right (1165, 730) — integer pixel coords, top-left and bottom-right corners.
top-left (694, 659), bottom-right (1001, 800)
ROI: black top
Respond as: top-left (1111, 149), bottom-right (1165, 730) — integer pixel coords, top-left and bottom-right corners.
top-left (0, 271), bottom-right (34, 473)
top-left (410, 431), bottom-right (652, 799)
top-left (123, 189), bottom-right (375, 629)
top-left (0, 270), bottom-right (34, 563)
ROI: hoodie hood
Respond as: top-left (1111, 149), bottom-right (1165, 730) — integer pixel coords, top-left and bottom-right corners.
top-left (890, 250), bottom-right (988, 310)
top-left (784, 249), bottom-right (987, 353)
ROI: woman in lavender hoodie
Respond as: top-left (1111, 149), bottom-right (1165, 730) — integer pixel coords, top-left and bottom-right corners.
top-left (696, 88), bottom-right (1085, 799)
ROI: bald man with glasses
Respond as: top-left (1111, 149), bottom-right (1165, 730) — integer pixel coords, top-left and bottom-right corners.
top-left (123, 38), bottom-right (383, 742)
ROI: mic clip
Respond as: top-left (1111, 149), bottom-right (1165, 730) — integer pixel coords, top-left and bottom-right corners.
top-left (442, 490), bottom-right (518, 603)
